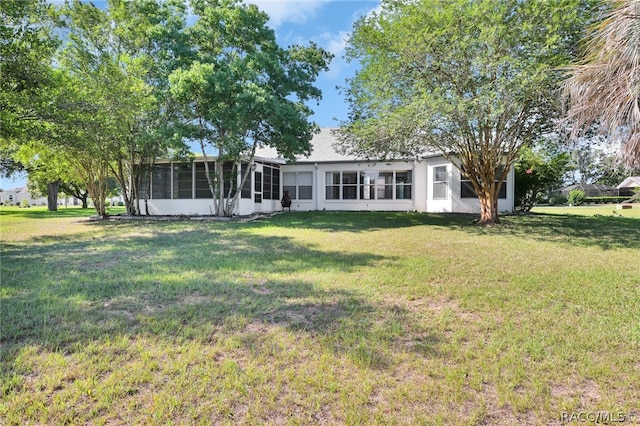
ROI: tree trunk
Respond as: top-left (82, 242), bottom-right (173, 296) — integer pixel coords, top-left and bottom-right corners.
top-left (478, 191), bottom-right (499, 225)
top-left (80, 193), bottom-right (88, 208)
top-left (47, 180), bottom-right (60, 212)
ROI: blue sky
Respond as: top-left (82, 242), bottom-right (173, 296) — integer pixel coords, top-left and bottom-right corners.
top-left (245, 0), bottom-right (380, 126)
top-left (1, 0), bottom-right (380, 190)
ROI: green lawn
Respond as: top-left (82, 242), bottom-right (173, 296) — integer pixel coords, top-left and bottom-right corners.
top-left (1, 208), bottom-right (639, 424)
top-left (532, 203), bottom-right (640, 218)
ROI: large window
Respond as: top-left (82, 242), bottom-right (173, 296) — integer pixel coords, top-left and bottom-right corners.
top-left (222, 162), bottom-right (237, 198)
top-left (342, 172), bottom-right (358, 199)
top-left (325, 172), bottom-right (341, 200)
top-left (173, 163), bottom-right (193, 199)
top-left (395, 171), bottom-right (412, 199)
top-left (283, 171), bottom-right (312, 200)
top-left (262, 163), bottom-right (280, 200)
top-left (240, 163), bottom-right (252, 199)
top-left (325, 170), bottom-right (412, 200)
top-left (460, 167), bottom-right (507, 199)
top-left (433, 166), bottom-right (448, 200)
top-left (152, 164), bottom-right (172, 199)
top-left (195, 162), bottom-right (214, 199)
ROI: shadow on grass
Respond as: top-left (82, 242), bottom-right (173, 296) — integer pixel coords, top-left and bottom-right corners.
top-left (250, 210), bottom-right (640, 250)
top-left (460, 213), bottom-right (640, 250)
top-left (248, 210), bottom-right (475, 232)
top-left (0, 206), bottom-right (125, 219)
top-left (1, 223), bottom-right (441, 372)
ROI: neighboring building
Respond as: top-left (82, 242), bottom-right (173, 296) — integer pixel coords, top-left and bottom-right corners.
top-left (616, 176), bottom-right (640, 197)
top-left (137, 128), bottom-right (515, 216)
top-left (0, 187), bottom-right (47, 206)
top-left (556, 182), bottom-right (616, 198)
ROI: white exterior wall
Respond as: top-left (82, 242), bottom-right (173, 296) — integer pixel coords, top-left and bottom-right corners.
top-left (141, 160), bottom-right (274, 216)
top-left (143, 198), bottom-right (257, 216)
top-left (425, 157), bottom-right (454, 213)
top-left (140, 155), bottom-right (514, 215)
top-left (281, 161), bottom-right (418, 212)
top-left (448, 159), bottom-right (515, 214)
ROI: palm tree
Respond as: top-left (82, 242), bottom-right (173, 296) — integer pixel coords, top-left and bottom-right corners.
top-left (563, 0), bottom-right (640, 167)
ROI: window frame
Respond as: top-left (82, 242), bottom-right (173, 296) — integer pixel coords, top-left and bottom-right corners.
top-left (324, 170), bottom-right (413, 201)
top-left (432, 165), bottom-right (448, 200)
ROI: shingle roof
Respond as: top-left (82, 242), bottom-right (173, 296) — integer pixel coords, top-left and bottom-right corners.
top-left (254, 128), bottom-right (360, 163)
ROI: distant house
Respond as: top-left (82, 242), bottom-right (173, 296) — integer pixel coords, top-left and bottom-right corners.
top-left (0, 187), bottom-right (47, 206)
top-left (136, 128), bottom-right (515, 216)
top-left (616, 176), bottom-right (640, 197)
top-left (556, 182), bottom-right (616, 198)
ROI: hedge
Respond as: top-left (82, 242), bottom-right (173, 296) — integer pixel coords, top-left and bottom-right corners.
top-left (584, 196), bottom-right (634, 204)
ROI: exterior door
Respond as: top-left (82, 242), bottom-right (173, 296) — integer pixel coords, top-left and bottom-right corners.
top-left (254, 171), bottom-right (262, 211)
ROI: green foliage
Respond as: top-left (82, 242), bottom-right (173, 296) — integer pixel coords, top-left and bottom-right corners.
top-left (169, 0), bottom-right (331, 216)
top-left (19, 198), bottom-right (30, 208)
top-left (515, 145), bottom-right (571, 211)
top-left (339, 0), bottom-right (598, 224)
top-left (0, 0), bottom-right (59, 141)
top-left (548, 192), bottom-right (568, 205)
top-left (584, 196), bottom-right (634, 204)
top-left (567, 189), bottom-right (587, 206)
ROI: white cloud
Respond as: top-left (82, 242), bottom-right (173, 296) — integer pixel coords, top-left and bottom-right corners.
top-left (245, 0), bottom-right (332, 28)
top-left (319, 30), bottom-right (349, 56)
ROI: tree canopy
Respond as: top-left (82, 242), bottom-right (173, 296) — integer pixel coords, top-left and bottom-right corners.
top-left (170, 0), bottom-right (331, 216)
top-left (1, 0), bottom-right (329, 217)
top-left (338, 0), bottom-right (598, 224)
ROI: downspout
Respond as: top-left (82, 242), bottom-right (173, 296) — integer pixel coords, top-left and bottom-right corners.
top-left (314, 163), bottom-right (319, 211)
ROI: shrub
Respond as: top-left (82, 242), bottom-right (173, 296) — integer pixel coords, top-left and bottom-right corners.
top-left (584, 196), bottom-right (632, 204)
top-left (567, 189), bottom-right (586, 206)
top-left (548, 192), bottom-right (567, 205)
top-left (20, 199), bottom-right (30, 208)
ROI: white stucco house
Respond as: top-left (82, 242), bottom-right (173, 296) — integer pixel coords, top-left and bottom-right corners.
top-left (0, 187), bottom-right (48, 206)
top-left (138, 128), bottom-right (515, 216)
top-left (616, 176), bottom-right (640, 197)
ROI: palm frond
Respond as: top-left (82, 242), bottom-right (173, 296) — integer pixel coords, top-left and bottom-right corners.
top-left (563, 0), bottom-right (640, 167)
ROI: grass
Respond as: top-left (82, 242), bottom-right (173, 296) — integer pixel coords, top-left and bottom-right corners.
top-left (1, 207), bottom-right (639, 424)
top-left (532, 203), bottom-right (640, 218)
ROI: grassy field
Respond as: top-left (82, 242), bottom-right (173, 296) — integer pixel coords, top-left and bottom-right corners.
top-left (532, 203), bottom-right (640, 218)
top-left (1, 207), bottom-right (639, 425)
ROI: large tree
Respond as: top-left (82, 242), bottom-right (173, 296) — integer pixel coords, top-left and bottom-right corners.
top-left (563, 0), bottom-right (640, 168)
top-left (170, 0), bottom-right (331, 216)
top-left (338, 0), bottom-right (597, 224)
top-left (55, 0), bottom-right (189, 216)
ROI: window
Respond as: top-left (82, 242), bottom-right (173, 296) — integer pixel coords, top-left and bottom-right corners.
top-left (254, 170), bottom-right (262, 203)
top-left (263, 166), bottom-right (272, 200)
top-left (152, 164), bottom-right (172, 199)
top-left (222, 162), bottom-right (237, 198)
top-left (173, 163), bottom-right (193, 199)
top-left (325, 170), bottom-right (412, 200)
top-left (283, 171), bottom-right (312, 200)
top-left (240, 163), bottom-right (252, 199)
top-left (395, 171), bottom-right (412, 200)
top-left (134, 164), bottom-right (150, 200)
top-left (460, 166), bottom-right (507, 199)
top-left (433, 166), bottom-right (448, 200)
top-left (325, 172), bottom-right (341, 200)
top-left (195, 162), bottom-right (214, 199)
top-left (342, 172), bottom-right (358, 199)
top-left (359, 172), bottom-right (376, 200)
top-left (272, 167), bottom-right (280, 200)
top-left (261, 163), bottom-right (280, 200)
top-left (377, 172), bottom-right (394, 199)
